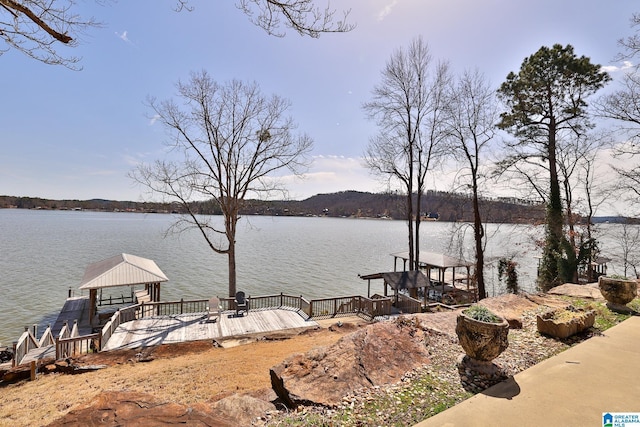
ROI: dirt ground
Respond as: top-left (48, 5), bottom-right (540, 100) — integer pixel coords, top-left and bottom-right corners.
top-left (0, 320), bottom-right (365, 426)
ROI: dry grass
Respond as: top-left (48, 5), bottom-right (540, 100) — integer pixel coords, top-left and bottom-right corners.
top-left (0, 325), bottom-right (357, 426)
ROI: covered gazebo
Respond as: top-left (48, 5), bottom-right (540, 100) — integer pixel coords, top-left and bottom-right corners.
top-left (391, 251), bottom-right (476, 302)
top-left (360, 270), bottom-right (431, 299)
top-left (79, 253), bottom-right (168, 326)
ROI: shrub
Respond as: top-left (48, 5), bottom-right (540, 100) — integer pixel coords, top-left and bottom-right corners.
top-left (463, 305), bottom-right (502, 323)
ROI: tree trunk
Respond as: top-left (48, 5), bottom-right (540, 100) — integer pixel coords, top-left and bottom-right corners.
top-left (415, 191), bottom-right (421, 271)
top-left (226, 205), bottom-right (239, 298)
top-left (407, 192), bottom-right (414, 271)
top-left (540, 121), bottom-right (567, 290)
top-left (227, 241), bottom-right (237, 298)
top-left (472, 178), bottom-right (486, 299)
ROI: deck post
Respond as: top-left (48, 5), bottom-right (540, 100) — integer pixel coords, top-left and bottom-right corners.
top-left (280, 292), bottom-right (283, 308)
top-left (180, 298), bottom-right (184, 314)
top-left (12, 341), bottom-right (17, 367)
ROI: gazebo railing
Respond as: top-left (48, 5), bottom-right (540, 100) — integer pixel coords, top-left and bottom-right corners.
top-left (395, 293), bottom-right (421, 314)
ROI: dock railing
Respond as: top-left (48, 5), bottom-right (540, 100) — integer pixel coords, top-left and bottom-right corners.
top-left (308, 295), bottom-right (392, 319)
top-left (218, 293), bottom-right (310, 316)
top-left (139, 299), bottom-right (208, 317)
top-left (11, 292), bottom-right (396, 366)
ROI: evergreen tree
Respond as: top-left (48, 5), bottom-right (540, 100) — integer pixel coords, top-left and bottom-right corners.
top-left (497, 44), bottom-right (610, 290)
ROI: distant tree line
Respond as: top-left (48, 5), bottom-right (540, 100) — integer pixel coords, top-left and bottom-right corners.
top-left (0, 191), bottom-right (547, 223)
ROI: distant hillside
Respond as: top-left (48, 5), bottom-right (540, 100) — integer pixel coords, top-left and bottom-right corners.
top-left (242, 190), bottom-right (546, 224)
top-left (0, 190), bottom-right (546, 224)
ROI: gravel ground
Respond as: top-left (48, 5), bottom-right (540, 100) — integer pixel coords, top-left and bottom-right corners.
top-left (262, 308), bottom-right (596, 427)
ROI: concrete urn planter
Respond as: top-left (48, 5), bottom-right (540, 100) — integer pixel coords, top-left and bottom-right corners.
top-left (455, 312), bottom-right (509, 362)
top-left (598, 276), bottom-right (638, 307)
top-left (536, 307), bottom-right (596, 339)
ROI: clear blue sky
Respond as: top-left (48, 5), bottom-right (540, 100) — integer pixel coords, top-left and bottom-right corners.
top-left (1, 0), bottom-right (638, 201)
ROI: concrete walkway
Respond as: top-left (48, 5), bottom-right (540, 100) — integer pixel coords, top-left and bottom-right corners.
top-left (416, 316), bottom-right (640, 427)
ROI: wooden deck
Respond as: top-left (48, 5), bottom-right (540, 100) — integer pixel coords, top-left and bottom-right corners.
top-left (102, 309), bottom-right (318, 351)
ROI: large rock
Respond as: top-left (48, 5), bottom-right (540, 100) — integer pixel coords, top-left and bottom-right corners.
top-left (47, 391), bottom-right (233, 426)
top-left (213, 394), bottom-right (275, 426)
top-left (548, 283), bottom-right (604, 300)
top-left (478, 293), bottom-right (540, 329)
top-left (270, 319), bottom-right (430, 408)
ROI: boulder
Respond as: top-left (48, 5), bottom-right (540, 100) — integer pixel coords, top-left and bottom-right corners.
top-left (479, 293), bottom-right (540, 329)
top-left (270, 319), bottom-right (430, 408)
top-left (548, 283), bottom-right (604, 300)
top-left (47, 391), bottom-right (233, 427)
top-left (213, 394), bottom-right (275, 426)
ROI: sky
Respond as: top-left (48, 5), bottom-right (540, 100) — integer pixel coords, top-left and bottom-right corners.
top-left (1, 0), bottom-right (639, 204)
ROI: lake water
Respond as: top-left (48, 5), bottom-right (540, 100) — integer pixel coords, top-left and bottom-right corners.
top-left (0, 209), bottom-right (630, 345)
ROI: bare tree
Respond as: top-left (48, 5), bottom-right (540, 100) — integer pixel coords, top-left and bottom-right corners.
top-left (0, 0), bottom-right (99, 68)
top-left (235, 0), bottom-right (354, 37)
top-left (363, 36), bottom-right (450, 273)
top-left (131, 70), bottom-right (313, 297)
top-left (444, 69), bottom-right (498, 299)
top-left (3, 0), bottom-right (353, 68)
top-left (611, 219), bottom-right (640, 279)
top-left (556, 132), bottom-right (610, 281)
top-left (596, 13), bottom-right (640, 212)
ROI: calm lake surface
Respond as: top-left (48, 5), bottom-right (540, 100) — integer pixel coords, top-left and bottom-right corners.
top-left (0, 209), bottom-right (629, 345)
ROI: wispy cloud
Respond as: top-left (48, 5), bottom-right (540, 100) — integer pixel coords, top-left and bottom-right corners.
top-left (149, 114), bottom-right (161, 126)
top-left (377, 0), bottom-right (398, 22)
top-left (115, 30), bottom-right (132, 44)
top-left (602, 61), bottom-right (634, 73)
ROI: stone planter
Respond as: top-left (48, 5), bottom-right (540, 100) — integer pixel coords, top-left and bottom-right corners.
top-left (598, 276), bottom-right (638, 308)
top-left (536, 307), bottom-right (596, 339)
top-left (455, 312), bottom-right (509, 362)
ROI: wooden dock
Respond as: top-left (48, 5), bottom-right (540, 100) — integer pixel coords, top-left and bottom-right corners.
top-left (52, 296), bottom-right (93, 336)
top-left (102, 309), bottom-right (318, 351)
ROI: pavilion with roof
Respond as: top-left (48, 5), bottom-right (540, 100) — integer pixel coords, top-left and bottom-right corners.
top-left (78, 253), bottom-right (168, 326)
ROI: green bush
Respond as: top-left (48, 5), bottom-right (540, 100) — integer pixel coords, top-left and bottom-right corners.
top-left (463, 305), bottom-right (502, 323)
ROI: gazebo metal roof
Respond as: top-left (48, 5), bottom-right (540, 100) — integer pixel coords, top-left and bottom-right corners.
top-left (79, 253), bottom-right (168, 290)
